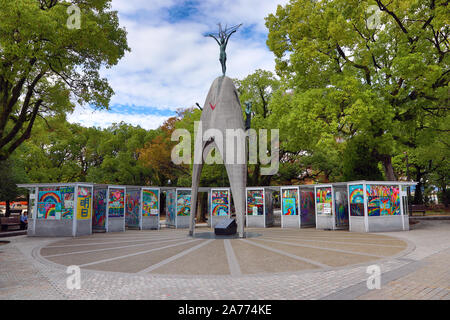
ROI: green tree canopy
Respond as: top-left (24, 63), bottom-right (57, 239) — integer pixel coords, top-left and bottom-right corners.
top-left (266, 0), bottom-right (449, 181)
top-left (234, 70), bottom-right (282, 185)
top-left (0, 0), bottom-right (129, 160)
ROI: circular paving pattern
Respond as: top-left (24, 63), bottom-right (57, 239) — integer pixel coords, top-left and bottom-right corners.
top-left (39, 227), bottom-right (409, 276)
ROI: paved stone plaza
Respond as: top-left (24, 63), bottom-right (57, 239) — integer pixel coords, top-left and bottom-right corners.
top-left (0, 220), bottom-right (449, 300)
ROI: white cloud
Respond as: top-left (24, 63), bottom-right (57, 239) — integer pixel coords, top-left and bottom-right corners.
top-left (196, 0), bottom-right (289, 32)
top-left (67, 105), bottom-right (169, 130)
top-left (110, 0), bottom-right (176, 15)
top-left (68, 0), bottom-right (289, 129)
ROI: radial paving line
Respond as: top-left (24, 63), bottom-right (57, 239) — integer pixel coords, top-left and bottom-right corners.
top-left (42, 238), bottom-right (185, 258)
top-left (260, 235), bottom-right (406, 248)
top-left (60, 234), bottom-right (187, 242)
top-left (240, 239), bottom-right (330, 269)
top-left (137, 239), bottom-right (214, 274)
top-left (256, 238), bottom-right (386, 258)
top-left (259, 232), bottom-right (404, 242)
top-left (322, 259), bottom-right (428, 300)
top-left (260, 237), bottom-right (405, 248)
top-left (257, 229), bottom-right (394, 237)
top-left (45, 236), bottom-right (187, 248)
top-left (78, 239), bottom-right (202, 268)
top-left (224, 240), bottom-right (242, 276)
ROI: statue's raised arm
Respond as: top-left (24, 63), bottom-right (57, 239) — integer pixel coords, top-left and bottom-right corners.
top-left (225, 24), bottom-right (242, 45)
top-left (207, 33), bottom-right (221, 46)
top-left (205, 23), bottom-right (242, 76)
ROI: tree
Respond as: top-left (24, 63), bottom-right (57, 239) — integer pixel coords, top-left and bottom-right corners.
top-left (342, 134), bottom-right (384, 180)
top-left (234, 70), bottom-right (282, 186)
top-left (267, 87), bottom-right (346, 183)
top-left (18, 116), bottom-right (105, 183)
top-left (0, 0), bottom-right (129, 160)
top-left (14, 117), bottom-right (157, 185)
top-left (139, 111), bottom-right (195, 186)
top-left (0, 156), bottom-right (28, 216)
top-left (394, 114), bottom-right (450, 204)
top-left (235, 69), bottom-right (280, 120)
top-left (266, 0), bottom-right (449, 181)
top-left (86, 122), bottom-right (155, 185)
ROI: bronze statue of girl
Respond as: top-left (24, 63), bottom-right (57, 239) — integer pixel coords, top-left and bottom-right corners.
top-left (206, 23), bottom-right (242, 76)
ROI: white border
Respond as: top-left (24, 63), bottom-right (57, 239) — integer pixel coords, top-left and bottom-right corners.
top-left (246, 187), bottom-right (266, 228)
top-left (73, 185), bottom-right (78, 237)
top-left (332, 185), bottom-right (349, 230)
top-left (140, 187), bottom-right (161, 230)
top-left (365, 183), bottom-right (405, 232)
top-left (399, 184), bottom-right (405, 231)
top-left (32, 186), bottom-right (38, 235)
top-left (314, 185), bottom-right (333, 229)
top-left (75, 184), bottom-right (94, 236)
top-left (175, 188), bottom-right (191, 229)
top-left (32, 184), bottom-right (94, 237)
top-left (106, 185), bottom-right (126, 233)
top-left (347, 183), bottom-right (352, 231)
top-left (210, 188), bottom-right (231, 227)
top-left (280, 186), bottom-right (301, 228)
top-left (92, 187), bottom-right (108, 231)
top-left (347, 183), bottom-right (365, 232)
top-left (364, 183), bottom-right (369, 232)
top-left (125, 187), bottom-right (141, 229)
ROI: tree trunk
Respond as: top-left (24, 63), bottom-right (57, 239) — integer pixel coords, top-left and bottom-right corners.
top-left (5, 200), bottom-right (10, 217)
top-left (381, 155), bottom-right (397, 181)
top-left (439, 183), bottom-right (449, 208)
top-left (413, 168), bottom-right (424, 204)
top-left (196, 194), bottom-right (203, 223)
top-left (414, 182), bottom-right (423, 204)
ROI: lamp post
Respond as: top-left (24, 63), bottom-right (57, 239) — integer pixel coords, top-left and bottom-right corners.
top-left (404, 151), bottom-right (412, 216)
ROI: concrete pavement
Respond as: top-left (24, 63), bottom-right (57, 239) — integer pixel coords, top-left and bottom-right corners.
top-left (0, 220), bottom-right (448, 300)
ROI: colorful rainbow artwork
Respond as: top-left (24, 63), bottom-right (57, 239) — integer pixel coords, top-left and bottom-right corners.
top-left (177, 191), bottom-right (191, 216)
top-left (211, 190), bottom-right (229, 217)
top-left (39, 191), bottom-right (61, 204)
top-left (212, 204), bottom-right (229, 216)
top-left (316, 187), bottom-right (332, 215)
top-left (38, 190), bottom-right (62, 219)
top-left (349, 185), bottom-right (364, 204)
top-left (126, 190), bottom-right (140, 227)
top-left (108, 188), bottom-right (125, 218)
top-left (282, 188), bottom-right (298, 216)
top-left (366, 185), bottom-right (400, 216)
top-left (316, 188), bottom-right (332, 204)
top-left (300, 191), bottom-right (315, 225)
top-left (166, 190), bottom-right (176, 224)
top-left (349, 185), bottom-right (365, 217)
top-left (334, 190), bottom-right (349, 227)
top-left (282, 198), bottom-right (296, 215)
top-left (142, 189), bottom-right (159, 216)
top-left (77, 187), bottom-right (92, 219)
top-left (247, 190), bottom-right (264, 215)
top-left (61, 208), bottom-right (73, 219)
top-left (59, 187), bottom-right (74, 219)
top-left (93, 189), bottom-right (107, 228)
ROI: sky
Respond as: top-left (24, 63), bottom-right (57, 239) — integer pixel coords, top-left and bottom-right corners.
top-left (67, 0), bottom-right (289, 130)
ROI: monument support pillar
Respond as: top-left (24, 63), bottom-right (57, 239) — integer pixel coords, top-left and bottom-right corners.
top-left (189, 76), bottom-right (247, 238)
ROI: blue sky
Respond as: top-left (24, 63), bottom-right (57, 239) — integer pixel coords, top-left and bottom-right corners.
top-left (67, 0), bottom-right (289, 130)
